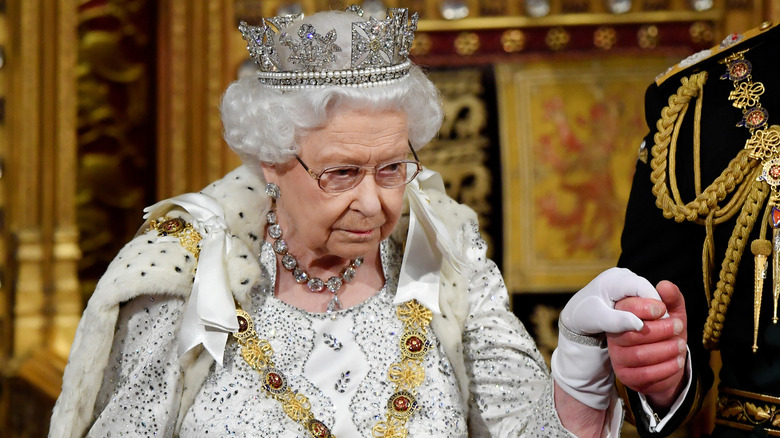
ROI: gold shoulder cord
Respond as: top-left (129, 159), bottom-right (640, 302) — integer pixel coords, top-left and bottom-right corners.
top-left (648, 53), bottom-right (780, 351)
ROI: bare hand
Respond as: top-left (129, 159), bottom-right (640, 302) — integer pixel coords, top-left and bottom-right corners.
top-left (606, 281), bottom-right (687, 410)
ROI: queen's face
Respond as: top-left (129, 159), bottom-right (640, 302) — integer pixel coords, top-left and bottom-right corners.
top-left (262, 107), bottom-right (409, 263)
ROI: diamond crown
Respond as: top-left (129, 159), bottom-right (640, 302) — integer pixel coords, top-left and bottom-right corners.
top-left (238, 5), bottom-right (418, 89)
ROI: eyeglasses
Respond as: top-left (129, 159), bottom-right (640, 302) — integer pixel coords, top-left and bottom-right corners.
top-left (295, 144), bottom-right (422, 193)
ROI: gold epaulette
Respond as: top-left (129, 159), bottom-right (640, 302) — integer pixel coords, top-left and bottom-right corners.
top-left (148, 216), bottom-right (202, 259)
top-left (656, 20), bottom-right (778, 86)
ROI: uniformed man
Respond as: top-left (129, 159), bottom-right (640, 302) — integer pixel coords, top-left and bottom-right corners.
top-left (616, 20), bottom-right (780, 437)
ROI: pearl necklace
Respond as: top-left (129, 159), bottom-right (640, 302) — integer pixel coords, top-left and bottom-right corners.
top-left (265, 183), bottom-right (363, 313)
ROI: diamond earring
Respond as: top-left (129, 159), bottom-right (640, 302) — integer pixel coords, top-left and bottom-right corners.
top-left (266, 183), bottom-right (280, 200)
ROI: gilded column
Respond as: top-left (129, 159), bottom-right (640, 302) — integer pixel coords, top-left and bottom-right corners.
top-left (6, 0), bottom-right (80, 360)
top-left (157, 0), bottom-right (242, 198)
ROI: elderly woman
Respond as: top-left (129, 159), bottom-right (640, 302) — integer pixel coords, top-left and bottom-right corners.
top-left (49, 6), bottom-right (686, 438)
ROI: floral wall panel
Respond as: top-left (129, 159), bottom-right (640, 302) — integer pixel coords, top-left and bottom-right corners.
top-left (498, 56), bottom-right (677, 293)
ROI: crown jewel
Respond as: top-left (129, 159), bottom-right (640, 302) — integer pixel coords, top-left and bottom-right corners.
top-left (239, 6), bottom-right (418, 89)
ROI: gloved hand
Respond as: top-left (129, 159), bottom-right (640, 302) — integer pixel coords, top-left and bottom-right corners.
top-left (551, 267), bottom-right (661, 410)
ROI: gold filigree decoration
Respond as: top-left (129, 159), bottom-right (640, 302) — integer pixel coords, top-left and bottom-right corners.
top-left (372, 300), bottom-right (433, 437)
top-left (454, 32), bottom-right (480, 55)
top-left (232, 300), bottom-right (433, 438)
top-left (638, 25), bottom-right (659, 49)
top-left (424, 69), bottom-right (493, 255)
top-left (241, 338), bottom-right (273, 370)
top-left (745, 126), bottom-right (780, 161)
top-left (410, 33), bottom-right (432, 56)
top-left (233, 307), bottom-right (330, 437)
top-left (594, 26), bottom-right (617, 50)
top-left (689, 21), bottom-right (714, 44)
top-left (546, 27), bottom-right (570, 51)
top-left (729, 80), bottom-right (766, 109)
top-left (501, 29), bottom-right (525, 53)
top-left (717, 390), bottom-right (780, 431)
top-left (372, 416), bottom-right (406, 438)
top-left (396, 300), bottom-right (433, 329)
top-left (148, 217), bottom-right (202, 259)
top-left (282, 392), bottom-right (312, 422)
top-left (77, 0), bottom-right (155, 302)
top-left (388, 359), bottom-right (425, 390)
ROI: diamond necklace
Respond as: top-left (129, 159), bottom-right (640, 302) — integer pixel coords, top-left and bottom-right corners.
top-left (265, 183), bottom-right (363, 313)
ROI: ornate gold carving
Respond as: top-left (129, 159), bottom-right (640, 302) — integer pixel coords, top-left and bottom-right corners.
top-left (594, 26), bottom-right (617, 50)
top-left (638, 24), bottom-right (660, 49)
top-left (77, 0), bottom-right (156, 303)
top-left (480, 0), bottom-right (509, 15)
top-left (546, 27), bottom-right (570, 51)
top-left (158, 1), bottom-right (241, 197)
top-left (690, 21), bottom-right (715, 44)
top-left (643, 0), bottom-right (670, 10)
top-left (410, 33), bottom-right (432, 56)
top-left (232, 300), bottom-right (433, 438)
top-left (562, 0), bottom-right (589, 13)
top-left (501, 29), bottom-right (525, 53)
top-left (148, 217), bottom-right (203, 259)
top-left (745, 126), bottom-right (780, 162)
top-left (530, 304), bottom-right (562, 366)
top-left (717, 387), bottom-right (780, 434)
top-left (730, 80), bottom-right (766, 109)
top-left (424, 69), bottom-right (493, 252)
top-left (454, 31), bottom-right (480, 55)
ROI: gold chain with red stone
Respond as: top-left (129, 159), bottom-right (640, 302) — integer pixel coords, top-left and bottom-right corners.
top-left (231, 299), bottom-right (433, 438)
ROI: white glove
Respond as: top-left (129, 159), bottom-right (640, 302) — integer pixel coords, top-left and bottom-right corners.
top-left (551, 267), bottom-right (661, 409)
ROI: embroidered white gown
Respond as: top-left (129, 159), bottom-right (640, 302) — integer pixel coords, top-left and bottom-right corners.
top-left (88, 237), bottom-right (571, 437)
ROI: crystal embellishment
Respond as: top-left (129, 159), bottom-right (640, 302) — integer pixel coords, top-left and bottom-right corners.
top-left (307, 278), bottom-right (325, 292)
top-left (280, 23), bottom-right (341, 72)
top-left (269, 224), bottom-right (283, 239)
top-left (238, 6), bottom-right (418, 89)
top-left (265, 183), bottom-right (281, 199)
top-left (326, 277), bottom-right (343, 292)
top-left (273, 239), bottom-right (288, 255)
top-left (293, 268), bottom-right (309, 283)
top-left (342, 266), bottom-right (356, 282)
top-left (282, 254), bottom-right (297, 270)
top-left (352, 17), bottom-right (395, 69)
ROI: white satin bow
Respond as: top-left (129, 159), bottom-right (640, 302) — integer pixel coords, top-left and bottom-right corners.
top-left (395, 169), bottom-right (468, 313)
top-left (143, 193), bottom-right (238, 365)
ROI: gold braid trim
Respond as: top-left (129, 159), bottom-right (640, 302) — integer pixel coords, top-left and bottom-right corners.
top-left (650, 71), bottom-right (756, 226)
top-left (649, 71), bottom-right (766, 350)
top-left (703, 175), bottom-right (769, 349)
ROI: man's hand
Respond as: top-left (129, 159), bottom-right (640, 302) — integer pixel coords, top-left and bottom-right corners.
top-left (606, 281), bottom-right (688, 410)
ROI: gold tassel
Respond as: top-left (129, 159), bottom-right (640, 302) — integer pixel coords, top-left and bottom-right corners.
top-left (774, 220), bottom-right (780, 323)
top-left (769, 193), bottom-right (780, 324)
top-left (752, 239), bottom-right (772, 353)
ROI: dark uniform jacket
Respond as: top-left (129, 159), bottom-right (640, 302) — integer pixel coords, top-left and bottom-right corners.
top-left (618, 21), bottom-right (780, 438)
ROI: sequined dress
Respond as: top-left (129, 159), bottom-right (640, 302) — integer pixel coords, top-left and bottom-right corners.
top-left (51, 166), bottom-right (576, 438)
